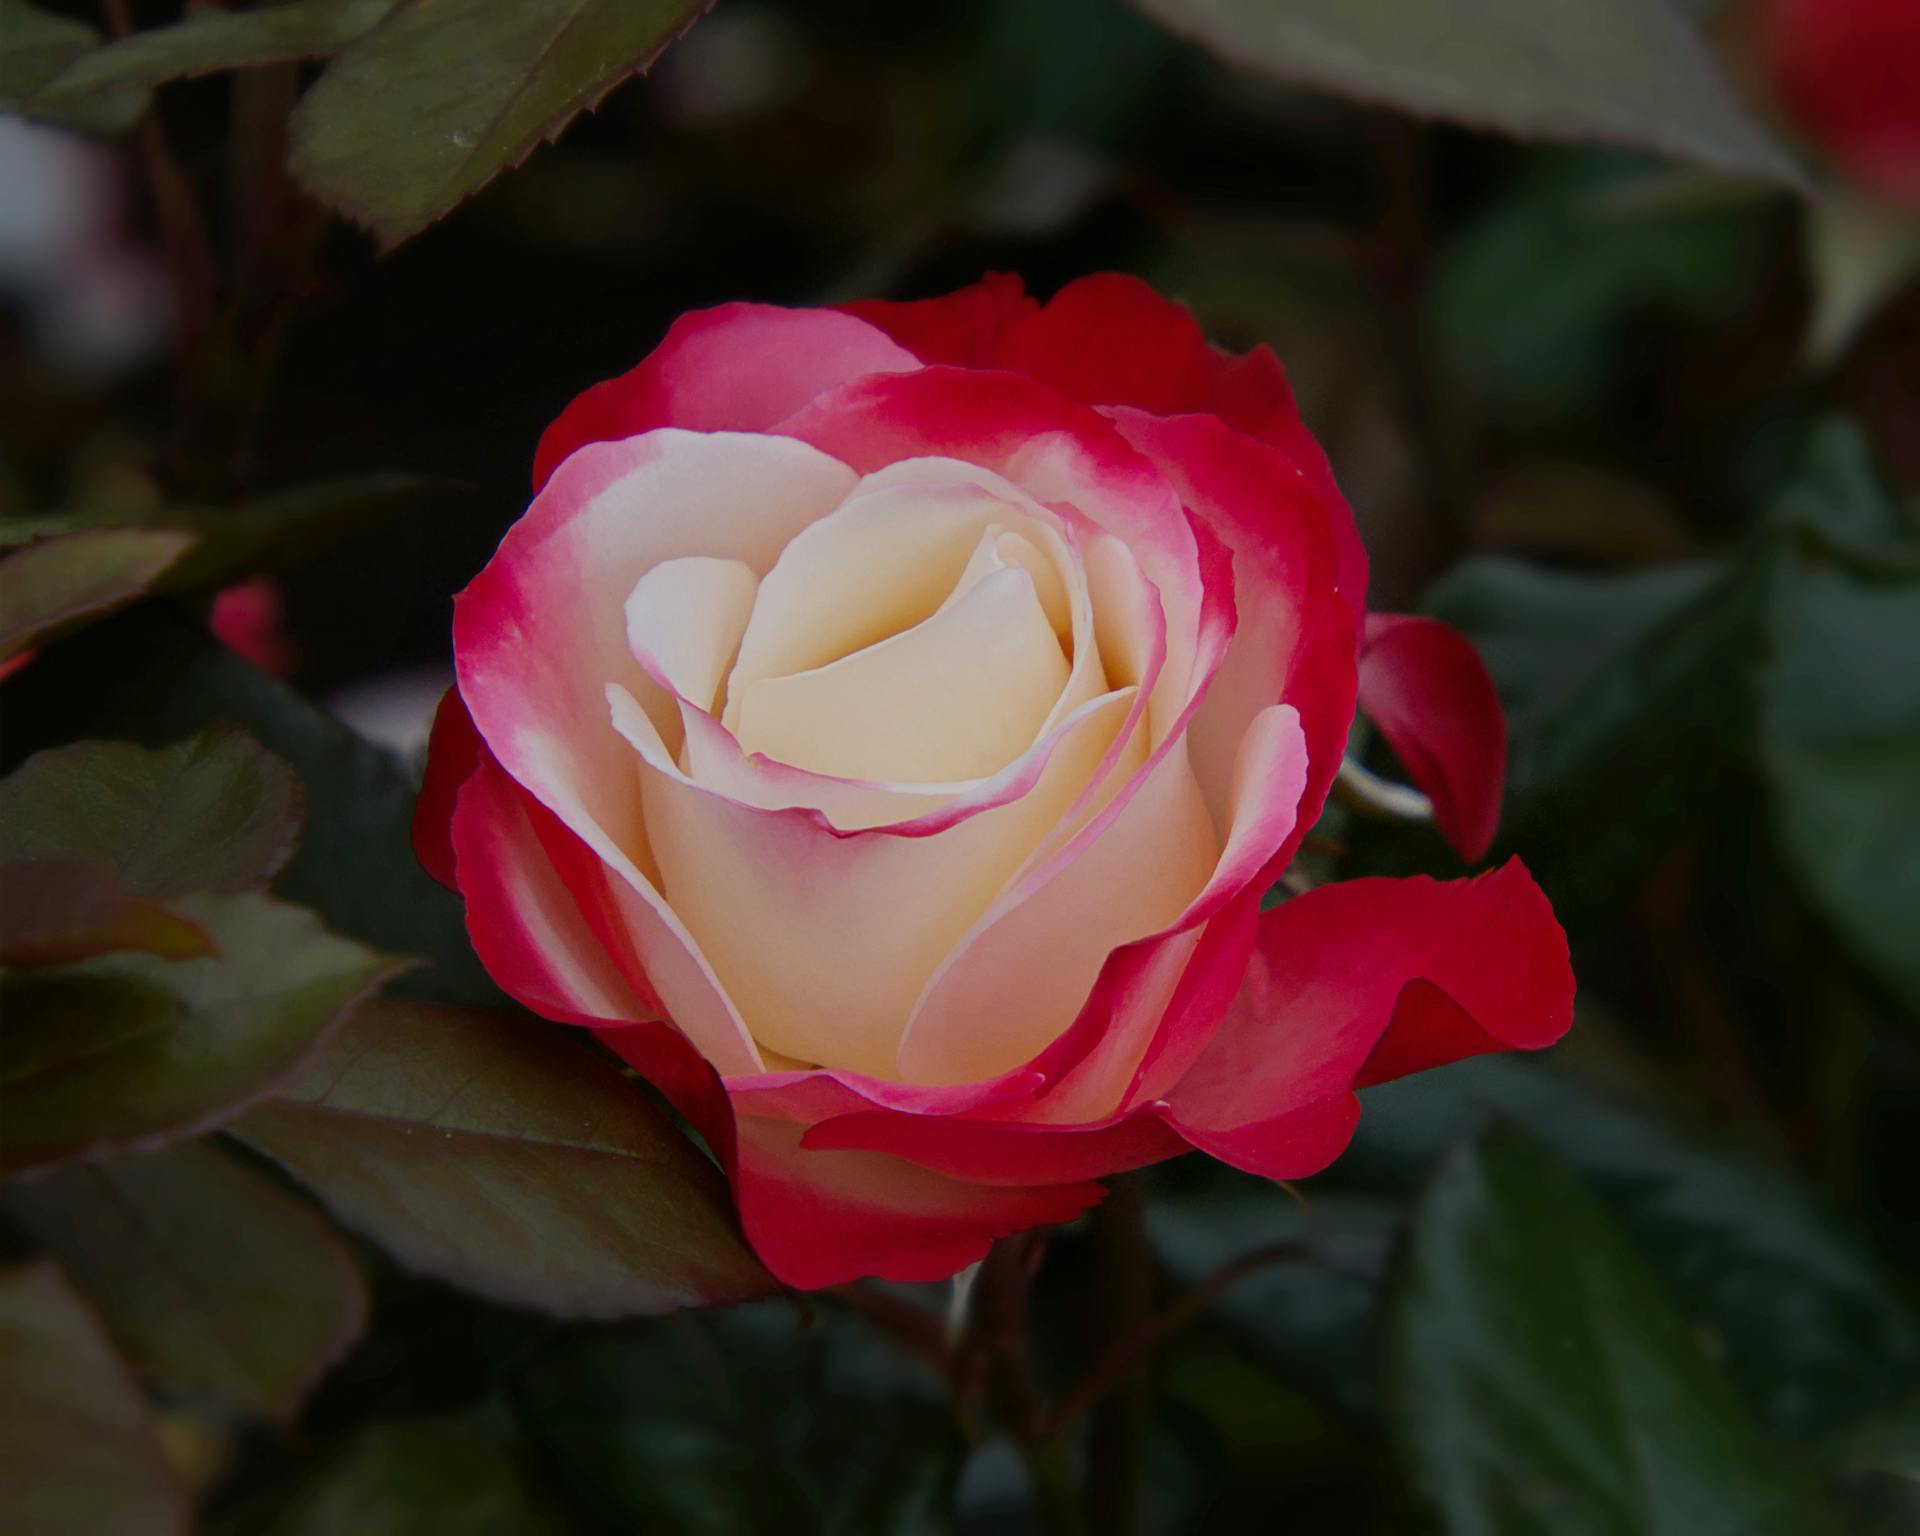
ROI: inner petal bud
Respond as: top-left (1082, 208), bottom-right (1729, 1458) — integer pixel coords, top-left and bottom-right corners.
top-left (733, 564), bottom-right (1070, 782)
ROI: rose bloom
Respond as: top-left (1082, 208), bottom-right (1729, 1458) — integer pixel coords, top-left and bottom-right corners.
top-left (1768, 0), bottom-right (1920, 208)
top-left (414, 275), bottom-right (1573, 1289)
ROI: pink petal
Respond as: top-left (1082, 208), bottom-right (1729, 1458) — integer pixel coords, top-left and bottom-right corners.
top-left (594, 1023), bottom-right (1101, 1289)
top-left (1164, 860), bottom-right (1572, 1179)
top-left (1357, 614), bottom-right (1508, 861)
top-left (532, 304), bottom-right (920, 491)
top-left (413, 686), bottom-right (484, 892)
top-left (1108, 407), bottom-right (1358, 862)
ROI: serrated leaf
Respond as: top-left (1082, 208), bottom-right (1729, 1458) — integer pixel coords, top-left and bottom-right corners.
top-left (0, 892), bottom-right (403, 1180)
top-left (288, 0), bottom-right (714, 248)
top-left (0, 474), bottom-right (444, 594)
top-left (0, 1261), bottom-right (189, 1536)
top-left (0, 527), bottom-right (195, 665)
top-left (1433, 550), bottom-right (1764, 920)
top-left (0, 1141), bottom-right (367, 1420)
top-left (29, 0), bottom-right (398, 102)
top-left (0, 607), bottom-right (496, 1004)
top-left (1129, 0), bottom-right (1803, 186)
top-left (1391, 1123), bottom-right (1839, 1534)
top-left (234, 998), bottom-right (775, 1317)
top-left (0, 729), bottom-right (303, 897)
top-left (1348, 1057), bottom-right (1920, 1441)
top-left (0, 0), bottom-right (145, 133)
top-left (0, 858), bottom-right (214, 966)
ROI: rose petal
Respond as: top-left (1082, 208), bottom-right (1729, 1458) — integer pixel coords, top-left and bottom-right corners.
top-left (451, 748), bottom-right (648, 1023)
top-left (736, 564), bottom-right (1068, 783)
top-left (458, 431), bottom-right (862, 1074)
top-left (839, 271), bottom-right (1037, 367)
top-left (1164, 860), bottom-right (1573, 1178)
top-left (624, 556), bottom-right (759, 715)
top-left (414, 686), bottom-right (485, 891)
top-left (533, 305), bottom-right (920, 490)
top-left (1357, 614), bottom-right (1507, 861)
top-left (607, 682), bottom-right (1135, 1077)
top-left (1108, 407), bottom-right (1357, 855)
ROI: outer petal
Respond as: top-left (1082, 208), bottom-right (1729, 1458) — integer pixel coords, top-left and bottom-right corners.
top-left (838, 271), bottom-right (1038, 368)
top-left (594, 1023), bottom-right (1102, 1289)
top-left (457, 430), bottom-right (863, 1076)
top-left (451, 748), bottom-right (651, 1024)
top-left (993, 273), bottom-right (1368, 621)
top-left (1357, 614), bottom-right (1507, 861)
top-left (1163, 860), bottom-right (1572, 1179)
top-left (532, 304), bottom-right (921, 490)
top-left (414, 686), bottom-right (484, 891)
top-left (1108, 407), bottom-right (1357, 855)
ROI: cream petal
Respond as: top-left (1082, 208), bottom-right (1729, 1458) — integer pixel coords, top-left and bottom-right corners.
top-left (721, 480), bottom-right (1015, 734)
top-left (734, 565), bottom-right (1070, 784)
top-left (609, 681), bottom-right (1137, 1076)
top-left (623, 555), bottom-right (759, 715)
top-left (895, 736), bottom-right (1219, 1085)
top-left (454, 430), bottom-right (862, 1076)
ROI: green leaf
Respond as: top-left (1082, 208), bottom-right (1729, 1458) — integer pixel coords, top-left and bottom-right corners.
top-left (1425, 554), bottom-right (1722, 744)
top-left (0, 607), bottom-right (496, 1004)
top-left (1391, 1123), bottom-right (1838, 1534)
top-left (0, 729), bottom-right (303, 898)
top-left (0, 0), bottom-right (145, 133)
top-left (1762, 425), bottom-right (1920, 1009)
top-left (0, 858), bottom-right (214, 966)
top-left (0, 528), bottom-right (195, 665)
top-left (1435, 153), bottom-right (1779, 422)
top-left (516, 1304), bottom-right (960, 1534)
top-left (234, 999), bottom-right (775, 1317)
top-left (1127, 0), bottom-right (1804, 186)
top-left (1434, 550), bottom-right (1765, 920)
top-left (1348, 1057), bottom-right (1920, 1441)
top-left (29, 0), bottom-right (399, 102)
top-left (214, 1411), bottom-right (570, 1536)
top-left (0, 1141), bottom-right (368, 1420)
top-left (290, 0), bottom-right (716, 249)
top-left (0, 474), bottom-right (444, 594)
top-left (0, 892), bottom-right (402, 1180)
top-left (0, 1261), bottom-right (189, 1536)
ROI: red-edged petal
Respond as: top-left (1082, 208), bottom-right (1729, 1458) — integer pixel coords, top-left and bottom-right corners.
top-left (1164, 861), bottom-right (1572, 1180)
top-left (595, 1023), bottom-right (1102, 1289)
top-left (1357, 614), bottom-right (1507, 861)
top-left (1108, 407), bottom-right (1358, 860)
top-left (802, 1108), bottom-right (1185, 1186)
top-left (995, 273), bottom-right (1366, 619)
top-left (839, 271), bottom-right (1037, 367)
top-left (413, 686), bottom-right (484, 890)
top-left (531, 304), bottom-right (920, 491)
top-left (450, 749), bottom-right (652, 1025)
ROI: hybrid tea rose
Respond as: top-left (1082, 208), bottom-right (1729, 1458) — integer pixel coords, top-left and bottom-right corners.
top-left (415, 274), bottom-right (1573, 1288)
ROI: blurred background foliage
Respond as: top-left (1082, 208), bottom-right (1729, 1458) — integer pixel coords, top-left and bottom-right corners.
top-left (0, 0), bottom-right (1916, 1532)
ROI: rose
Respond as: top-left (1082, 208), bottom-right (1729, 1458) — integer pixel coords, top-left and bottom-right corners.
top-left (1768, 0), bottom-right (1920, 208)
top-left (414, 273), bottom-right (1573, 1289)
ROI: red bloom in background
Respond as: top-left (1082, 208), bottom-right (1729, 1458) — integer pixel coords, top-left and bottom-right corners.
top-left (414, 274), bottom-right (1572, 1289)
top-left (1769, 0), bottom-right (1920, 207)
